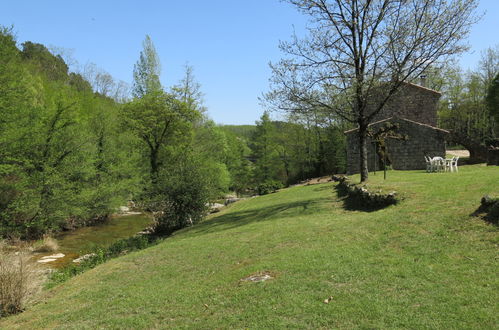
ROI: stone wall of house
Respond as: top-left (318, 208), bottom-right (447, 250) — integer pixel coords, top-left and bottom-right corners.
top-left (369, 83), bottom-right (441, 127)
top-left (346, 118), bottom-right (448, 174)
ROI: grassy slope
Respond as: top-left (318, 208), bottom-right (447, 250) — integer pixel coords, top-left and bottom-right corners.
top-left (2, 165), bottom-right (498, 329)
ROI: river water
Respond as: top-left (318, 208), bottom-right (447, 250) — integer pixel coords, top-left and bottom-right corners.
top-left (35, 213), bottom-right (152, 268)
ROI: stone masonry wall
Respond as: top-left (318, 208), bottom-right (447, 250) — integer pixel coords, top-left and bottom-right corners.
top-left (346, 118), bottom-right (448, 174)
top-left (369, 83), bottom-right (441, 127)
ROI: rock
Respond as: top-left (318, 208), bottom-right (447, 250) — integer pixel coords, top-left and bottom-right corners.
top-left (41, 253), bottom-right (65, 259)
top-left (241, 272), bottom-right (274, 282)
top-left (118, 206), bottom-right (130, 213)
top-left (209, 203), bottom-right (225, 213)
top-left (210, 203), bottom-right (225, 213)
top-left (73, 253), bottom-right (97, 263)
top-left (37, 258), bottom-right (57, 263)
top-left (224, 197), bottom-right (242, 206)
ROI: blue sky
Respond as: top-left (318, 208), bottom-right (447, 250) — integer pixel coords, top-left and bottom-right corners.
top-left (1, 0), bottom-right (498, 125)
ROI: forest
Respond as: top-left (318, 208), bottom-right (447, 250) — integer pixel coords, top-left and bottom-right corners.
top-left (1, 21), bottom-right (498, 240)
top-left (0, 28), bottom-right (348, 240)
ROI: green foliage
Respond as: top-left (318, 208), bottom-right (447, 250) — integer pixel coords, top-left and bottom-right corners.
top-left (248, 112), bottom-right (347, 189)
top-left (486, 73), bottom-right (499, 129)
top-left (223, 129), bottom-right (253, 195)
top-left (250, 112), bottom-right (282, 184)
top-left (0, 27), bottom-right (140, 239)
top-left (437, 47), bottom-right (499, 148)
top-left (257, 180), bottom-right (283, 195)
top-left (220, 125), bottom-right (256, 140)
top-left (149, 155), bottom-right (210, 235)
top-left (132, 35), bottom-right (162, 98)
top-left (21, 42), bottom-right (69, 81)
top-left (192, 121), bottom-right (231, 198)
top-left (121, 90), bottom-right (196, 183)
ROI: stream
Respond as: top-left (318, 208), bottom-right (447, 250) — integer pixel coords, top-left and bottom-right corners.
top-left (34, 213), bottom-right (153, 268)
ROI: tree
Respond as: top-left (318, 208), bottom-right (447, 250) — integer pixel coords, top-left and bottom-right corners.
top-left (486, 73), bottom-right (499, 133)
top-left (192, 120), bottom-right (231, 198)
top-left (436, 47), bottom-right (499, 161)
top-left (122, 90), bottom-right (194, 183)
top-left (266, 0), bottom-right (479, 182)
top-left (132, 35), bottom-right (162, 98)
top-left (250, 112), bottom-right (281, 184)
top-left (124, 36), bottom-right (198, 184)
top-left (21, 42), bottom-right (69, 82)
top-left (171, 64), bottom-right (207, 116)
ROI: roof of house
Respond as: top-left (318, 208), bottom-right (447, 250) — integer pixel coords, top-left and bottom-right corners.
top-left (344, 116), bottom-right (450, 134)
top-left (403, 81), bottom-right (442, 95)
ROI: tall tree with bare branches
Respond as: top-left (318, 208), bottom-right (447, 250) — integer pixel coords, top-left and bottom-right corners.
top-left (265, 0), bottom-right (480, 182)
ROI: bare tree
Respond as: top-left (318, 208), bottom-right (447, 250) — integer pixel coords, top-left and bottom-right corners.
top-left (171, 64), bottom-right (207, 115)
top-left (478, 45), bottom-right (499, 85)
top-left (265, 0), bottom-right (480, 182)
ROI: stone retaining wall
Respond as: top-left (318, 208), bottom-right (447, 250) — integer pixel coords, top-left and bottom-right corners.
top-left (332, 175), bottom-right (399, 207)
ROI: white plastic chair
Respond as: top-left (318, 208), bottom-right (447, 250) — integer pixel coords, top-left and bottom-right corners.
top-left (431, 156), bottom-right (444, 172)
top-left (424, 155), bottom-right (433, 172)
top-left (450, 156), bottom-right (459, 172)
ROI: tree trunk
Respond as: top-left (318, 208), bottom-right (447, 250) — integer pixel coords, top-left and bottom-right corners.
top-left (150, 147), bottom-right (159, 184)
top-left (358, 124), bottom-right (369, 182)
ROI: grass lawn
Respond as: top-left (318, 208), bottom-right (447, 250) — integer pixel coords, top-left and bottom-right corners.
top-left (1, 165), bottom-right (498, 328)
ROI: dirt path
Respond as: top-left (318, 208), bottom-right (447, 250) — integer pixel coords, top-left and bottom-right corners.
top-left (446, 150), bottom-right (470, 157)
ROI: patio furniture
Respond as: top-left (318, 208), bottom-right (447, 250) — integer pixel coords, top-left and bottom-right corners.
top-left (425, 155), bottom-right (433, 172)
top-left (431, 156), bottom-right (445, 172)
top-left (449, 156), bottom-right (459, 172)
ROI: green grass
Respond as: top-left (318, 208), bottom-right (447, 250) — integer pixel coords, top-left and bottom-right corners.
top-left (1, 165), bottom-right (498, 328)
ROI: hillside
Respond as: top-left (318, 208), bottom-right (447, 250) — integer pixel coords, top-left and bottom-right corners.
top-left (2, 165), bottom-right (498, 328)
top-left (219, 124), bottom-right (256, 140)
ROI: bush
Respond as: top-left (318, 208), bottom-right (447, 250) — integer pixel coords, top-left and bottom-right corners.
top-left (150, 157), bottom-right (210, 236)
top-left (257, 180), bottom-right (283, 195)
top-left (107, 235), bottom-right (151, 257)
top-left (0, 243), bottom-right (41, 317)
top-left (480, 195), bottom-right (499, 224)
top-left (488, 203), bottom-right (499, 223)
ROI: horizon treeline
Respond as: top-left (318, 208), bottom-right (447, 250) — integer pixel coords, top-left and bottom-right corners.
top-left (0, 28), bottom-right (348, 239)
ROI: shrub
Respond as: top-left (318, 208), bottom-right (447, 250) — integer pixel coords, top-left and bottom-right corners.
top-left (257, 180), bottom-right (283, 195)
top-left (150, 157), bottom-right (210, 236)
top-left (488, 203), bottom-right (499, 223)
top-left (0, 243), bottom-right (41, 317)
top-left (480, 195), bottom-right (499, 224)
top-left (107, 235), bottom-right (151, 257)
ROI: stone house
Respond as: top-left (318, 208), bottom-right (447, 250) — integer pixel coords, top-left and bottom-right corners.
top-left (345, 82), bottom-right (449, 174)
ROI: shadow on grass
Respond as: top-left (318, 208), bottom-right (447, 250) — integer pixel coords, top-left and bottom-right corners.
top-left (312, 184), bottom-right (333, 192)
top-left (334, 184), bottom-right (389, 212)
top-left (185, 198), bottom-right (329, 237)
top-left (470, 205), bottom-right (498, 226)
